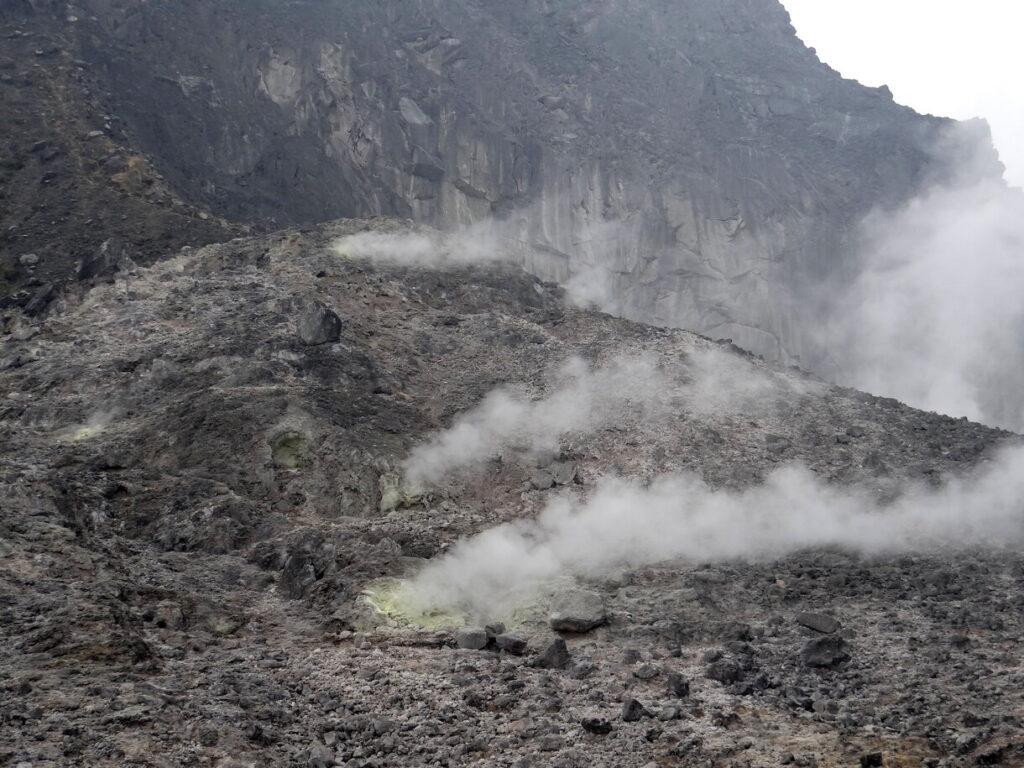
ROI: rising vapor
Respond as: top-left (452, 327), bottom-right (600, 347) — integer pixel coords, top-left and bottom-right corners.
top-left (822, 126), bottom-right (1024, 431)
top-left (402, 445), bottom-right (1024, 621)
top-left (402, 354), bottom-right (667, 491)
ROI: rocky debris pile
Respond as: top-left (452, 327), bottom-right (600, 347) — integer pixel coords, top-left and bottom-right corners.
top-left (0, 221), bottom-right (1021, 766)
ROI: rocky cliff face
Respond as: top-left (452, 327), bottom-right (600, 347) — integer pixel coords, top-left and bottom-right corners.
top-left (3, 0), bottom-right (1002, 363)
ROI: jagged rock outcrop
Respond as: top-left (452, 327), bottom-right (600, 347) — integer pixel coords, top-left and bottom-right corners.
top-left (0, 0), bottom-right (1004, 363)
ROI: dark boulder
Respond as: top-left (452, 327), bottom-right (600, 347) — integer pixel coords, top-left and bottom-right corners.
top-left (297, 300), bottom-right (343, 346)
top-left (801, 635), bottom-right (850, 668)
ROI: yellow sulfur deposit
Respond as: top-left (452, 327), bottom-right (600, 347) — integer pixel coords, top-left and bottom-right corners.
top-left (361, 578), bottom-right (467, 630)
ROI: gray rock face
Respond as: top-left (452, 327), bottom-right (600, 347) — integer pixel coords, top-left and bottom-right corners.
top-left (549, 589), bottom-right (607, 633)
top-left (39, 0), bottom-right (1002, 365)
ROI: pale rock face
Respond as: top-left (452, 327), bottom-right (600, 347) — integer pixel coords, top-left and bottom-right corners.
top-left (65, 0), bottom-right (1001, 365)
top-left (258, 53), bottom-right (302, 106)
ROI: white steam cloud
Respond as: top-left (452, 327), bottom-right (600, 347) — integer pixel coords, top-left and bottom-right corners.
top-left (400, 348), bottom-right (819, 491)
top-left (333, 225), bottom-right (504, 268)
top-left (403, 445), bottom-right (1024, 620)
top-left (402, 354), bottom-right (667, 491)
top-left (332, 215), bottom-right (631, 312)
top-left (822, 128), bottom-right (1024, 431)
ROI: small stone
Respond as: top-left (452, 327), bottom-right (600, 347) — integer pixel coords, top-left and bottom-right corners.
top-left (706, 659), bottom-right (744, 684)
top-left (622, 648), bottom-right (642, 664)
top-left (529, 469), bottom-right (555, 490)
top-left (456, 627), bottom-right (489, 650)
top-left (485, 622), bottom-right (506, 638)
top-left (297, 300), bottom-right (343, 345)
top-left (308, 742), bottom-right (334, 768)
top-left (19, 253), bottom-right (39, 268)
top-left (633, 663), bottom-right (661, 680)
top-left (621, 698), bottom-right (650, 722)
top-left (582, 717), bottom-right (612, 735)
top-left (197, 726), bottom-right (219, 746)
top-left (860, 753), bottom-right (883, 768)
top-left (550, 461), bottom-right (578, 485)
top-left (535, 638), bottom-right (570, 669)
top-left (666, 673), bottom-right (690, 698)
top-left (658, 706), bottom-right (682, 721)
top-left (801, 635), bottom-right (849, 668)
top-left (495, 634), bottom-right (528, 655)
top-left (795, 612), bottom-right (841, 634)
top-left (549, 589), bottom-right (607, 633)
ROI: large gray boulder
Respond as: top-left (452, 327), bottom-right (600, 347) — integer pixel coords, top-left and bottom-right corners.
top-left (549, 589), bottom-right (607, 633)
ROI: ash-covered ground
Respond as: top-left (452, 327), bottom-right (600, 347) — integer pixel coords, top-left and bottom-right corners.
top-left (2, 220), bottom-right (1023, 768)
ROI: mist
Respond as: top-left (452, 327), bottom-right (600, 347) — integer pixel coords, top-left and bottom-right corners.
top-left (402, 444), bottom-right (1024, 620)
top-left (333, 225), bottom-right (504, 268)
top-left (402, 354), bottom-right (667, 491)
top-left (332, 215), bottom-right (628, 313)
top-left (401, 347), bottom-right (820, 492)
top-left (821, 134), bottom-right (1024, 431)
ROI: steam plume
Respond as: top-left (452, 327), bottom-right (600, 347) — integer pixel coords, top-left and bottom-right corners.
top-left (403, 445), bottom-right (1024, 620)
top-left (332, 214), bottom-right (633, 312)
top-left (402, 354), bottom-right (667, 491)
top-left (822, 126), bottom-right (1024, 431)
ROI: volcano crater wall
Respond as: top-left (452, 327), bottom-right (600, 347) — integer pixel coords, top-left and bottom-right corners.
top-left (8, 0), bottom-right (1003, 365)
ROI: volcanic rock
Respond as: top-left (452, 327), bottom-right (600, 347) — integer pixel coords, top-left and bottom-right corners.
top-left (795, 612), bottom-right (841, 634)
top-left (296, 300), bottom-right (343, 346)
top-left (535, 638), bottom-right (571, 669)
top-left (706, 659), bottom-right (745, 685)
top-left (456, 627), bottom-right (489, 651)
top-left (495, 634), bottom-right (528, 656)
top-left (582, 717), bottom-right (613, 735)
top-left (622, 698), bottom-right (651, 722)
top-left (550, 589), bottom-right (607, 633)
top-left (801, 636), bottom-right (850, 668)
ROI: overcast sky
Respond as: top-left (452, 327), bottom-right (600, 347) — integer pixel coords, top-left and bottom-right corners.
top-left (783, 0), bottom-right (1024, 187)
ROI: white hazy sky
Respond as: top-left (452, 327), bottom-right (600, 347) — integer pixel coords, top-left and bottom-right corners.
top-left (783, 1), bottom-right (1024, 187)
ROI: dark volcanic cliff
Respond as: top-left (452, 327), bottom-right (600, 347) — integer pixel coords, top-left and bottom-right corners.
top-left (0, 0), bottom-right (1003, 363)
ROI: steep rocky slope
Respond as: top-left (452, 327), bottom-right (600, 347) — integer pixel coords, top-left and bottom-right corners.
top-left (0, 7), bottom-right (239, 311)
top-left (2, 221), bottom-right (1022, 768)
top-left (0, 0), bottom-right (1005, 363)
